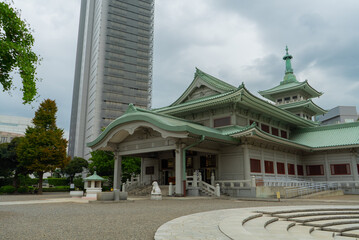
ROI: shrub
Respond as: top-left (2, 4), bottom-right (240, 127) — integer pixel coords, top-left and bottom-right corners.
top-left (28, 186), bottom-right (37, 194)
top-left (42, 186), bottom-right (70, 192)
top-left (17, 186), bottom-right (28, 194)
top-left (73, 177), bottom-right (84, 190)
top-left (47, 178), bottom-right (69, 186)
top-left (0, 178), bottom-right (12, 187)
top-left (0, 185), bottom-right (16, 194)
top-left (102, 186), bottom-right (111, 191)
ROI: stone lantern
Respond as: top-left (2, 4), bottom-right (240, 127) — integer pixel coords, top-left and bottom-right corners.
top-left (84, 171), bottom-right (105, 199)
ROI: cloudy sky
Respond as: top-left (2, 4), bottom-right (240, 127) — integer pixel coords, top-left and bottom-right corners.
top-left (2, 0), bottom-right (359, 139)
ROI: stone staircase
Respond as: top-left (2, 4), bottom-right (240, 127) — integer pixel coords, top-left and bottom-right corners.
top-left (156, 205), bottom-right (359, 240)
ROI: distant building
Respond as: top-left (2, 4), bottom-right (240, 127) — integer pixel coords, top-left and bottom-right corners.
top-left (68, 0), bottom-right (154, 159)
top-left (0, 115), bottom-right (32, 143)
top-left (317, 106), bottom-right (358, 125)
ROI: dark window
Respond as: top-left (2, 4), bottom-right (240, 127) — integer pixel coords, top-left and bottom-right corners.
top-left (200, 155), bottom-right (216, 168)
top-left (277, 99), bottom-right (282, 103)
top-left (214, 116), bottom-right (231, 127)
top-left (331, 164), bottom-right (351, 175)
top-left (297, 165), bottom-right (304, 176)
top-left (145, 166), bottom-right (154, 175)
top-left (357, 164), bottom-right (359, 174)
top-left (271, 127), bottom-right (279, 136)
top-left (261, 124), bottom-right (270, 133)
top-left (284, 97), bottom-right (290, 101)
top-left (281, 130), bottom-right (288, 139)
top-left (250, 159), bottom-right (261, 173)
top-left (292, 96), bottom-right (298, 100)
top-left (277, 162), bottom-right (285, 174)
top-left (306, 165), bottom-right (324, 176)
top-left (288, 163), bottom-right (295, 175)
top-left (249, 120), bottom-right (257, 125)
top-left (186, 157), bottom-right (193, 168)
top-left (265, 161), bottom-right (274, 174)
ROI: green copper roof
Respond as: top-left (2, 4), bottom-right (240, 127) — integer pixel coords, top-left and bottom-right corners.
top-left (84, 171), bottom-right (106, 181)
top-left (231, 121), bottom-right (359, 150)
top-left (277, 99), bottom-right (327, 115)
top-left (87, 104), bottom-right (237, 148)
top-left (290, 122), bottom-right (359, 148)
top-left (259, 80), bottom-right (323, 101)
top-left (170, 68), bottom-right (237, 106)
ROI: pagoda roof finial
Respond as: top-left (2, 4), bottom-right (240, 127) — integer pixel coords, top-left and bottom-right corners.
top-left (281, 46), bottom-right (297, 84)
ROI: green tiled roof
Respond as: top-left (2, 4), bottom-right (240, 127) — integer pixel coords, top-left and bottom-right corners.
top-left (278, 99), bottom-right (327, 115)
top-left (259, 80), bottom-right (322, 102)
top-left (84, 171), bottom-right (106, 181)
top-left (87, 104), bottom-right (237, 148)
top-left (170, 68), bottom-right (237, 106)
top-left (289, 122), bottom-right (359, 148)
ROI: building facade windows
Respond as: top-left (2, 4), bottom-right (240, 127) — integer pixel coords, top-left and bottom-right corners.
top-left (264, 160), bottom-right (274, 174)
top-left (330, 164), bottom-right (351, 175)
top-left (288, 163), bottom-right (295, 175)
top-left (250, 159), bottom-right (261, 173)
top-left (277, 162), bottom-right (285, 174)
top-left (297, 165), bottom-right (304, 176)
top-left (214, 116), bottom-right (231, 128)
top-left (306, 165), bottom-right (324, 176)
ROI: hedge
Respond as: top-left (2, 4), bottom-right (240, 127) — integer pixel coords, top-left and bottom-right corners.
top-left (47, 178), bottom-right (69, 186)
top-left (42, 186), bottom-right (70, 192)
top-left (0, 185), bottom-right (16, 194)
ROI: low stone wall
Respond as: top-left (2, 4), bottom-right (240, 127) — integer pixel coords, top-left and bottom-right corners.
top-left (97, 192), bottom-right (114, 201)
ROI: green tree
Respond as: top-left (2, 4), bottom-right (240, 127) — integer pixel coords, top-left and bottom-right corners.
top-left (0, 137), bottom-right (27, 188)
top-left (88, 150), bottom-right (114, 177)
top-left (0, 1), bottom-right (41, 104)
top-left (17, 99), bottom-right (70, 194)
top-left (64, 157), bottom-right (88, 183)
top-left (122, 157), bottom-right (141, 183)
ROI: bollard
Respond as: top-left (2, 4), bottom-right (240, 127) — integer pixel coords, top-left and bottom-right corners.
top-left (215, 183), bottom-right (220, 197)
top-left (211, 172), bottom-right (215, 186)
top-left (168, 182), bottom-right (173, 196)
top-left (276, 191), bottom-right (281, 202)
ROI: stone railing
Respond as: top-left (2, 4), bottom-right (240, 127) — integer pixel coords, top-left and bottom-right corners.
top-left (186, 171), bottom-right (220, 197)
top-left (122, 174), bottom-right (140, 192)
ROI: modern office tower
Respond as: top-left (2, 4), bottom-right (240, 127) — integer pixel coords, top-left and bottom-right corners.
top-left (68, 0), bottom-right (154, 159)
top-left (0, 115), bottom-right (33, 143)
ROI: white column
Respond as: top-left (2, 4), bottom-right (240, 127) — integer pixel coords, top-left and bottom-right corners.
top-left (351, 152), bottom-right (358, 181)
top-left (243, 145), bottom-right (250, 181)
top-left (113, 153), bottom-right (122, 190)
top-left (175, 145), bottom-right (183, 195)
top-left (324, 152), bottom-right (330, 181)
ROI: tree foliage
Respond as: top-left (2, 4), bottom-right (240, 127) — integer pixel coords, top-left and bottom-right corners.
top-left (122, 157), bottom-right (141, 182)
top-left (0, 1), bottom-right (41, 104)
top-left (63, 157), bottom-right (88, 183)
top-left (88, 150), bottom-right (114, 177)
top-left (0, 137), bottom-right (27, 187)
top-left (17, 99), bottom-right (70, 194)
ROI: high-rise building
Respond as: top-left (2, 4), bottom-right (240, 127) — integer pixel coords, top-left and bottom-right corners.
top-left (68, 0), bottom-right (154, 159)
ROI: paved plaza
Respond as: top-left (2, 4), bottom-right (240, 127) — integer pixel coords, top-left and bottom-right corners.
top-left (1, 193), bottom-right (359, 239)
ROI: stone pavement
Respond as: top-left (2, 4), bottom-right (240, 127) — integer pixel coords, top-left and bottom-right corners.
top-left (155, 205), bottom-right (359, 240)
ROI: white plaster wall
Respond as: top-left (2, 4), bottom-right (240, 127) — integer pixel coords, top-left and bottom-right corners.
top-left (218, 146), bottom-right (244, 180)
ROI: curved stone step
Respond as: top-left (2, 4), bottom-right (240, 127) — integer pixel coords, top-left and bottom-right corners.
top-left (289, 215), bottom-right (359, 223)
top-left (274, 211), bottom-right (359, 220)
top-left (304, 220), bottom-right (359, 228)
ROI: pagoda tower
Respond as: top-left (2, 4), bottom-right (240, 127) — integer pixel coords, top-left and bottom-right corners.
top-left (259, 47), bottom-right (327, 121)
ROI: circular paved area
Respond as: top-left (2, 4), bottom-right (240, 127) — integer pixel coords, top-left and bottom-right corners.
top-left (155, 205), bottom-right (359, 240)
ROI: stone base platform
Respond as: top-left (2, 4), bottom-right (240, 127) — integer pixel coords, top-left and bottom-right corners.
top-left (155, 205), bottom-right (359, 239)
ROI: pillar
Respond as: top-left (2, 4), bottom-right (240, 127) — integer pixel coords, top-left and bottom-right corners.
top-left (351, 152), bottom-right (359, 181)
top-left (324, 152), bottom-right (330, 181)
top-left (113, 153), bottom-right (122, 190)
top-left (175, 145), bottom-right (183, 195)
top-left (243, 145), bottom-right (250, 181)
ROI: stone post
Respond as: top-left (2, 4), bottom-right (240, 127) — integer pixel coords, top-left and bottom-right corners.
top-left (211, 172), bottom-right (215, 186)
top-left (122, 183), bottom-right (126, 193)
top-left (193, 171), bottom-right (197, 187)
top-left (168, 182), bottom-right (173, 196)
top-left (251, 176), bottom-right (256, 187)
top-left (215, 183), bottom-right (220, 197)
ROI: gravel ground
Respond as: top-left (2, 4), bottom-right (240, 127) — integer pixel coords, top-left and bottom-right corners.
top-left (1, 194), bottom-right (359, 240)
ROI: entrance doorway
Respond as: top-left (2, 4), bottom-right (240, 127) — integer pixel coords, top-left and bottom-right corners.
top-left (199, 154), bottom-right (217, 184)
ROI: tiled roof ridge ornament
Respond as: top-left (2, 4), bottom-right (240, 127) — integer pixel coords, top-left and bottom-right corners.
top-left (194, 67), bottom-right (204, 78)
top-left (280, 46), bottom-right (298, 85)
top-left (125, 103), bottom-right (137, 114)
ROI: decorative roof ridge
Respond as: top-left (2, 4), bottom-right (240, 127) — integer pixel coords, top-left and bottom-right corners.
top-left (170, 68), bottom-right (237, 107)
top-left (194, 67), bottom-right (237, 90)
top-left (293, 121), bottom-right (359, 133)
top-left (127, 104), bottom-right (201, 125)
top-left (278, 99), bottom-right (327, 113)
top-left (154, 88), bottom-right (239, 112)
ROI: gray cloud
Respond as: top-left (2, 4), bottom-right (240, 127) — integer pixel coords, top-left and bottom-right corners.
top-left (2, 0), bottom-right (358, 138)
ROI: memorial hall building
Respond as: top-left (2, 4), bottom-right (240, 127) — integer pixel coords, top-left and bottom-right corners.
top-left (88, 48), bottom-right (359, 196)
